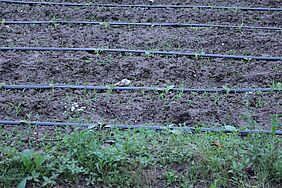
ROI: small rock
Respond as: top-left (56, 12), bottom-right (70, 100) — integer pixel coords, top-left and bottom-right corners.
top-left (114, 79), bottom-right (131, 87)
top-left (102, 140), bottom-right (116, 148)
top-left (223, 125), bottom-right (237, 131)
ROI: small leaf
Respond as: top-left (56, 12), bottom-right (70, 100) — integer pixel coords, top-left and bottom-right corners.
top-left (34, 154), bottom-right (45, 168)
top-left (17, 178), bottom-right (27, 188)
top-left (31, 170), bottom-right (40, 181)
top-left (43, 176), bottom-right (49, 181)
top-left (21, 149), bottom-right (32, 169)
top-left (17, 176), bottom-right (32, 188)
top-left (210, 183), bottom-right (217, 188)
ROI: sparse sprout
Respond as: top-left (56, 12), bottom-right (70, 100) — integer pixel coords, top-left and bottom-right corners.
top-left (1, 19), bottom-right (5, 25)
top-left (231, 7), bottom-right (241, 13)
top-left (51, 16), bottom-right (58, 28)
top-left (222, 85), bottom-right (231, 94)
top-left (238, 22), bottom-right (245, 30)
top-left (272, 82), bottom-right (282, 89)
top-left (164, 85), bottom-right (175, 93)
top-left (191, 27), bottom-right (199, 31)
top-left (243, 57), bottom-right (252, 62)
top-left (145, 51), bottom-right (151, 55)
top-left (194, 49), bottom-right (205, 60)
top-left (94, 49), bottom-right (101, 55)
top-left (99, 22), bottom-right (110, 29)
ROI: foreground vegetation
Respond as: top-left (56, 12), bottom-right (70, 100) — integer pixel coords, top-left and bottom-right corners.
top-left (0, 126), bottom-right (281, 188)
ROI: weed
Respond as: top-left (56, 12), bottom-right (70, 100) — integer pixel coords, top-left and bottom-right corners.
top-left (194, 49), bottom-right (206, 60)
top-left (0, 126), bottom-right (282, 187)
top-left (271, 114), bottom-right (281, 135)
top-left (7, 102), bottom-right (22, 117)
top-left (211, 94), bottom-right (221, 105)
top-left (272, 82), bottom-right (282, 89)
top-left (165, 170), bottom-right (178, 184)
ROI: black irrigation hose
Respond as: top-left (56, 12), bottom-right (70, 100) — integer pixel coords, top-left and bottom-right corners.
top-left (3, 21), bottom-right (282, 31)
top-left (1, 47), bottom-right (282, 61)
top-left (1, 120), bottom-right (282, 136)
top-left (0, 84), bottom-right (281, 93)
top-left (1, 0), bottom-right (282, 12)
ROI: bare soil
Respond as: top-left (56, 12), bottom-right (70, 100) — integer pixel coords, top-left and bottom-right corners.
top-left (17, 0), bottom-right (282, 7)
top-left (1, 4), bottom-right (282, 26)
top-left (0, 0), bottom-right (281, 129)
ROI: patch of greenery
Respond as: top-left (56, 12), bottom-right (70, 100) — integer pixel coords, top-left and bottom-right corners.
top-left (0, 126), bottom-right (281, 187)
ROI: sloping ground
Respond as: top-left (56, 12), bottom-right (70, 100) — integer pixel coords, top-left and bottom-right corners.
top-left (1, 126), bottom-right (282, 187)
top-left (0, 89), bottom-right (281, 128)
top-left (0, 0), bottom-right (281, 187)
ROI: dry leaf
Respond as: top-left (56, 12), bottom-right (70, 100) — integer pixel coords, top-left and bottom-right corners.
top-left (211, 140), bottom-right (224, 148)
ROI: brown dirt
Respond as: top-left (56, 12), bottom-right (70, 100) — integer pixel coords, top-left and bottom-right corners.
top-left (1, 25), bottom-right (282, 56)
top-left (0, 0), bottom-right (281, 129)
top-left (0, 51), bottom-right (281, 87)
top-left (1, 4), bottom-right (282, 26)
top-left (20, 0), bottom-right (282, 7)
top-left (0, 89), bottom-right (281, 129)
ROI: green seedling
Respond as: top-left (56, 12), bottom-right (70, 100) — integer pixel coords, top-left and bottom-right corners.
top-left (99, 22), bottom-right (110, 29)
top-left (1, 19), bottom-right (5, 25)
top-left (272, 82), bottom-right (282, 89)
top-left (191, 27), bottom-right (199, 31)
top-left (222, 85), bottom-right (231, 94)
top-left (243, 57), bottom-right (253, 62)
top-left (165, 170), bottom-right (178, 184)
top-left (194, 49), bottom-right (205, 60)
top-left (7, 102), bottom-right (22, 117)
top-left (51, 16), bottom-right (58, 29)
top-left (271, 114), bottom-right (281, 136)
top-left (144, 51), bottom-right (155, 57)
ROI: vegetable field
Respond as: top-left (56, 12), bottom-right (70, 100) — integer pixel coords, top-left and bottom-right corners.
top-left (0, 0), bottom-right (281, 187)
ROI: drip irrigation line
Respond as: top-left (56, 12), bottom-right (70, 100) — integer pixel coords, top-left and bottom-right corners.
top-left (1, 0), bottom-right (282, 12)
top-left (1, 120), bottom-right (281, 136)
top-left (1, 47), bottom-right (281, 61)
top-left (0, 84), bottom-right (281, 93)
top-left (3, 20), bottom-right (282, 31)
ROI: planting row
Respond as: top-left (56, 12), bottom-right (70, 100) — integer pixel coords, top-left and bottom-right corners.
top-left (1, 25), bottom-right (282, 56)
top-left (0, 51), bottom-right (281, 87)
top-left (1, 4), bottom-right (281, 26)
top-left (15, 0), bottom-right (282, 7)
top-left (0, 89), bottom-right (281, 128)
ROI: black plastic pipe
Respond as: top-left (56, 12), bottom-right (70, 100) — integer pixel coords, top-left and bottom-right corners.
top-left (1, 0), bottom-right (281, 12)
top-left (3, 21), bottom-right (282, 31)
top-left (0, 120), bottom-right (281, 136)
top-left (0, 84), bottom-right (281, 93)
top-left (1, 47), bottom-right (281, 61)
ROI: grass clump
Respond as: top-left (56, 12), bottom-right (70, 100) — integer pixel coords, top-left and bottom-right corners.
top-left (0, 126), bottom-right (281, 187)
